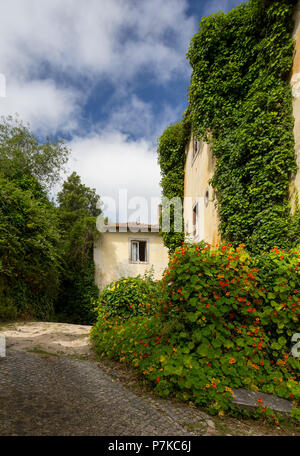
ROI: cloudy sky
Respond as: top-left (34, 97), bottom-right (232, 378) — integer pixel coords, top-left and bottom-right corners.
top-left (0, 0), bottom-right (244, 222)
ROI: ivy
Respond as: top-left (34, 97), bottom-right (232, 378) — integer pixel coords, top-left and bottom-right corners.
top-left (157, 119), bottom-right (190, 252)
top-left (187, 0), bottom-right (300, 252)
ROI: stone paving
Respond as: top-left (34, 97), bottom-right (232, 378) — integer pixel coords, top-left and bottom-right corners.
top-left (0, 322), bottom-right (298, 436)
top-left (0, 322), bottom-right (211, 436)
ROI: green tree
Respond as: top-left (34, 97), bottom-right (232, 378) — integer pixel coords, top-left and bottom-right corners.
top-left (57, 171), bottom-right (101, 230)
top-left (55, 173), bottom-right (101, 324)
top-left (0, 116), bottom-right (69, 189)
top-left (0, 116), bottom-right (69, 321)
top-left (0, 176), bottom-right (61, 320)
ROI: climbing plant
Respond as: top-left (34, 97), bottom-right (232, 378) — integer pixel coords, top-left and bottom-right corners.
top-left (187, 0), bottom-right (299, 252)
top-left (157, 119), bottom-right (190, 252)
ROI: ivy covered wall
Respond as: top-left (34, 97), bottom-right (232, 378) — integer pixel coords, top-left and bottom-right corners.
top-left (158, 0), bottom-right (300, 253)
top-left (157, 120), bottom-right (190, 252)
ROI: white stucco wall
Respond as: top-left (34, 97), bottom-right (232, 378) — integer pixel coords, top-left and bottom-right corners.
top-left (94, 230), bottom-right (169, 290)
top-left (183, 135), bottom-right (220, 247)
top-left (291, 0), bottom-right (300, 210)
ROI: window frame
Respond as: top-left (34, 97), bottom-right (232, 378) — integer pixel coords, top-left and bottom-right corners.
top-left (129, 238), bottom-right (150, 264)
top-left (192, 202), bottom-right (199, 239)
top-left (192, 137), bottom-right (203, 165)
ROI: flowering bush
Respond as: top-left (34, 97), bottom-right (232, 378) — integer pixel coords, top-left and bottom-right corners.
top-left (91, 242), bottom-right (300, 421)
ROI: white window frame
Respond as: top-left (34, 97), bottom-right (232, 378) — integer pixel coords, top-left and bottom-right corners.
top-left (192, 137), bottom-right (203, 165)
top-left (129, 238), bottom-right (149, 264)
top-left (192, 202), bottom-right (199, 239)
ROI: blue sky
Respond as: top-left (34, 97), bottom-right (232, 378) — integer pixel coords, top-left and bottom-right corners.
top-left (0, 0), bottom-right (245, 222)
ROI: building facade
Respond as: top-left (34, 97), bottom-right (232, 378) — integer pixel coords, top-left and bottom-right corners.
top-left (291, 0), bottom-right (300, 210)
top-left (184, 1), bottom-right (300, 246)
top-left (183, 135), bottom-right (220, 247)
top-left (94, 223), bottom-right (169, 290)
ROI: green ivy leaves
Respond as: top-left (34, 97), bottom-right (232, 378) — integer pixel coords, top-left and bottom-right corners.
top-left (187, 0), bottom-right (299, 252)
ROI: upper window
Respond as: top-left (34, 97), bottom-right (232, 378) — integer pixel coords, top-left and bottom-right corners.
top-left (193, 203), bottom-right (199, 238)
top-left (192, 137), bottom-right (203, 164)
top-left (130, 240), bottom-right (148, 263)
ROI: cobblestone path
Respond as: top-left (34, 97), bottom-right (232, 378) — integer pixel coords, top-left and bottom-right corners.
top-left (0, 323), bottom-right (212, 436)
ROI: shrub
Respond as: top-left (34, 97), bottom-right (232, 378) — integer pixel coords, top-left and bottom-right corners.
top-left (0, 297), bottom-right (18, 321)
top-left (91, 242), bottom-right (300, 421)
top-left (94, 272), bottom-right (162, 320)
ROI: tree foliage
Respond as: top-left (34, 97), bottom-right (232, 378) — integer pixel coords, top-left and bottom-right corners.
top-left (0, 118), bottom-right (101, 323)
top-left (0, 116), bottom-right (69, 189)
top-left (0, 176), bottom-right (61, 320)
top-left (54, 173), bottom-right (101, 324)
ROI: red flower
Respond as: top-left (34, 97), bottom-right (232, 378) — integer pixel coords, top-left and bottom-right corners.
top-left (156, 377), bottom-right (160, 384)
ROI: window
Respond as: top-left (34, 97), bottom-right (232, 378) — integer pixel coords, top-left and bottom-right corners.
top-left (193, 203), bottom-right (198, 238)
top-left (192, 137), bottom-right (203, 164)
top-left (130, 240), bottom-right (148, 263)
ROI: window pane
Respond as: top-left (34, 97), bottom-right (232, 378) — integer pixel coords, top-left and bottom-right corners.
top-left (139, 241), bottom-right (147, 262)
top-left (193, 204), bottom-right (197, 237)
top-left (131, 241), bottom-right (138, 261)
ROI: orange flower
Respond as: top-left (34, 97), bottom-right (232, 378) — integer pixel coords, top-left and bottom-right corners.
top-left (229, 357), bottom-right (236, 364)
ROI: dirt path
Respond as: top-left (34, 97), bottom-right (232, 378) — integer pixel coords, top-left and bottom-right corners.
top-left (1, 321), bottom-right (93, 357)
top-left (0, 321), bottom-right (299, 436)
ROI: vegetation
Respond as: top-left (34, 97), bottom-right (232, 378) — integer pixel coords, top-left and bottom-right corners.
top-left (91, 242), bottom-right (300, 422)
top-left (0, 116), bottom-right (69, 189)
top-left (54, 172), bottom-right (101, 324)
top-left (157, 120), bottom-right (190, 253)
top-left (0, 176), bottom-right (61, 320)
top-left (158, 0), bottom-right (300, 253)
top-left (94, 272), bottom-right (161, 320)
top-left (0, 117), bottom-right (100, 323)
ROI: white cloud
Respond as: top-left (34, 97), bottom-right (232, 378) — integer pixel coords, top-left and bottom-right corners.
top-left (67, 130), bottom-right (162, 223)
top-left (0, 79), bottom-right (81, 135)
top-left (0, 0), bottom-right (195, 80)
top-left (0, 0), bottom-right (196, 133)
top-left (0, 0), bottom-right (199, 214)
